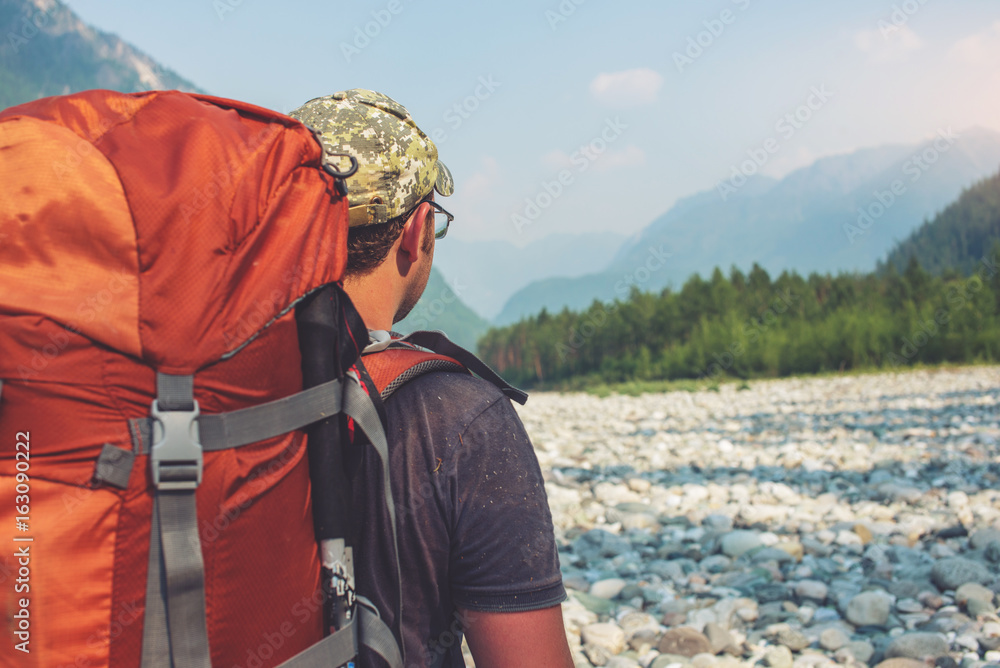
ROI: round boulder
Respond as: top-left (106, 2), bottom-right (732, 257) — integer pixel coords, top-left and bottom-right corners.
top-left (846, 590), bottom-right (892, 627)
top-left (931, 557), bottom-right (992, 591)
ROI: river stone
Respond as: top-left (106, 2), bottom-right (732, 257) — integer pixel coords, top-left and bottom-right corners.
top-left (764, 645), bottom-right (793, 668)
top-left (574, 591), bottom-right (617, 615)
top-left (658, 627), bottom-right (713, 657)
top-left (704, 622), bottom-right (739, 655)
top-left (874, 660), bottom-right (929, 668)
top-left (839, 640), bottom-right (875, 664)
top-left (590, 578), bottom-right (628, 600)
top-left (573, 529), bottom-right (633, 560)
top-left (703, 514), bottom-right (734, 532)
top-left (931, 558), bottom-right (993, 591)
top-left (846, 591), bottom-right (892, 627)
top-left (775, 541), bottom-right (804, 562)
top-left (795, 580), bottom-right (829, 603)
top-left (620, 611), bottom-right (659, 635)
top-left (775, 627), bottom-right (810, 652)
top-left (651, 655), bottom-right (693, 668)
top-left (721, 530), bottom-right (763, 557)
top-left (971, 529), bottom-right (1000, 550)
top-left (819, 627), bottom-right (850, 651)
top-left (956, 583), bottom-right (995, 606)
top-left (968, 597), bottom-right (997, 617)
top-left (583, 642), bottom-right (612, 666)
top-left (884, 632), bottom-right (950, 660)
top-left (606, 657), bottom-right (641, 668)
top-left (582, 622), bottom-right (626, 655)
top-left (752, 547), bottom-right (795, 564)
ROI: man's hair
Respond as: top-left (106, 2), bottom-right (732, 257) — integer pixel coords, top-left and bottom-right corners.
top-left (346, 195), bottom-right (434, 276)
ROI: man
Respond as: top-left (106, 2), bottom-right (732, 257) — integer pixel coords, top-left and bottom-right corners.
top-left (289, 90), bottom-right (574, 668)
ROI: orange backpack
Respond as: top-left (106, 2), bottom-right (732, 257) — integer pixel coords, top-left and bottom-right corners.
top-left (0, 90), bottom-right (402, 668)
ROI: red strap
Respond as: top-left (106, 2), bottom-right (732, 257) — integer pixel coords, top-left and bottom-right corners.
top-left (362, 349), bottom-right (466, 396)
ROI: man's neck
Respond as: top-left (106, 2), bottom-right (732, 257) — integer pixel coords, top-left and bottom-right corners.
top-left (342, 270), bottom-right (399, 331)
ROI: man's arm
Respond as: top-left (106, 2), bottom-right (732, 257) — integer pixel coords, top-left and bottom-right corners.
top-left (460, 605), bottom-right (575, 668)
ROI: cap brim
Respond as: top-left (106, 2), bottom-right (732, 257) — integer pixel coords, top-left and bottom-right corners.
top-left (434, 161), bottom-right (455, 198)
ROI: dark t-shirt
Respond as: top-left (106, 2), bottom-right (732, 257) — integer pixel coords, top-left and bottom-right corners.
top-left (369, 370), bottom-right (565, 667)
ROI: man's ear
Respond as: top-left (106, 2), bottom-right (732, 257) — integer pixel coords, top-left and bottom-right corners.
top-left (398, 202), bottom-right (430, 261)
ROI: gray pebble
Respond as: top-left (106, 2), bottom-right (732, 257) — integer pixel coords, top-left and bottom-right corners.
top-left (884, 632), bottom-right (950, 660)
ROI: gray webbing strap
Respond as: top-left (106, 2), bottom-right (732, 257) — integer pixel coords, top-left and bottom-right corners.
top-left (158, 490), bottom-right (211, 667)
top-left (275, 619), bottom-right (357, 668)
top-left (141, 497), bottom-right (171, 668)
top-left (141, 373), bottom-right (211, 668)
top-left (358, 597), bottom-right (404, 668)
top-left (196, 378), bottom-right (343, 449)
top-left (127, 378), bottom-right (344, 455)
top-left (342, 375), bottom-right (404, 666)
top-left (93, 443), bottom-right (135, 489)
top-left (399, 330), bottom-right (528, 405)
top-left (157, 373), bottom-right (195, 410)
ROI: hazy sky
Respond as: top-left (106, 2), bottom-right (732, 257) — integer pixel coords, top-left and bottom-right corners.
top-left (63, 0), bottom-right (1000, 253)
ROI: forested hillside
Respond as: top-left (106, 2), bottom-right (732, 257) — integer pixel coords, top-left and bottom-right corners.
top-left (880, 168), bottom-right (1000, 277)
top-left (479, 249), bottom-right (1000, 387)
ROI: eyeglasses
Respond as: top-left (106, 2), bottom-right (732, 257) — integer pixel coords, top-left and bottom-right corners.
top-left (425, 200), bottom-right (454, 240)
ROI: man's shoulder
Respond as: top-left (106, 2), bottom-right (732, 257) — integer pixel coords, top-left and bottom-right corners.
top-left (385, 367), bottom-right (512, 423)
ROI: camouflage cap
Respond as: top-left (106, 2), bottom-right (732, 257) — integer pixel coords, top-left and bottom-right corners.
top-left (290, 89), bottom-right (454, 228)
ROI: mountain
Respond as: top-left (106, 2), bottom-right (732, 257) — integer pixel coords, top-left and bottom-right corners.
top-left (880, 167), bottom-right (1000, 276)
top-left (497, 127), bottom-right (1000, 323)
top-left (393, 268), bottom-right (492, 350)
top-left (432, 231), bottom-right (626, 320)
top-left (0, 0), bottom-right (203, 110)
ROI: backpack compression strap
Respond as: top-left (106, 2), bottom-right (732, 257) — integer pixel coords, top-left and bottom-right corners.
top-left (124, 371), bottom-right (401, 668)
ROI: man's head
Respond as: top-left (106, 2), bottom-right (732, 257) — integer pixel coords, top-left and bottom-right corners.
top-left (290, 89), bottom-right (453, 274)
top-left (290, 89), bottom-right (453, 325)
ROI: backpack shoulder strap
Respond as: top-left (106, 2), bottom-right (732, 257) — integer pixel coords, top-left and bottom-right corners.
top-left (361, 330), bottom-right (528, 404)
top-left (362, 346), bottom-right (468, 402)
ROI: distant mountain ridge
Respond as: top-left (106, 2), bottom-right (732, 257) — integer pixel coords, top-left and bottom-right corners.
top-left (0, 0), bottom-right (203, 109)
top-left (433, 231), bottom-right (626, 320)
top-left (496, 127), bottom-right (1000, 324)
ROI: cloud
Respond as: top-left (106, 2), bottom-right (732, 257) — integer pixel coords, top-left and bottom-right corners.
top-left (589, 68), bottom-right (663, 108)
top-left (949, 21), bottom-right (1000, 66)
top-left (855, 25), bottom-right (923, 63)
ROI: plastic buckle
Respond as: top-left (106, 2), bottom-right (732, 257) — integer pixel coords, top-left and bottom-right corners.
top-left (149, 400), bottom-right (203, 491)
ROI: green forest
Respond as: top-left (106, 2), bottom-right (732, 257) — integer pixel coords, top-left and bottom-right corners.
top-left (479, 170), bottom-right (1000, 389)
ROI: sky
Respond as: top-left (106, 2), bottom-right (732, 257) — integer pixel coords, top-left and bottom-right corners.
top-left (63, 0), bottom-right (1000, 255)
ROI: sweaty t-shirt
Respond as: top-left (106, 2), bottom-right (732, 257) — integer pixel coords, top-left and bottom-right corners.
top-left (365, 369), bottom-right (566, 667)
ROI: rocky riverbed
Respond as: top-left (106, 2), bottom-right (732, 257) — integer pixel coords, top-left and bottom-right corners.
top-left (516, 366), bottom-right (1000, 668)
